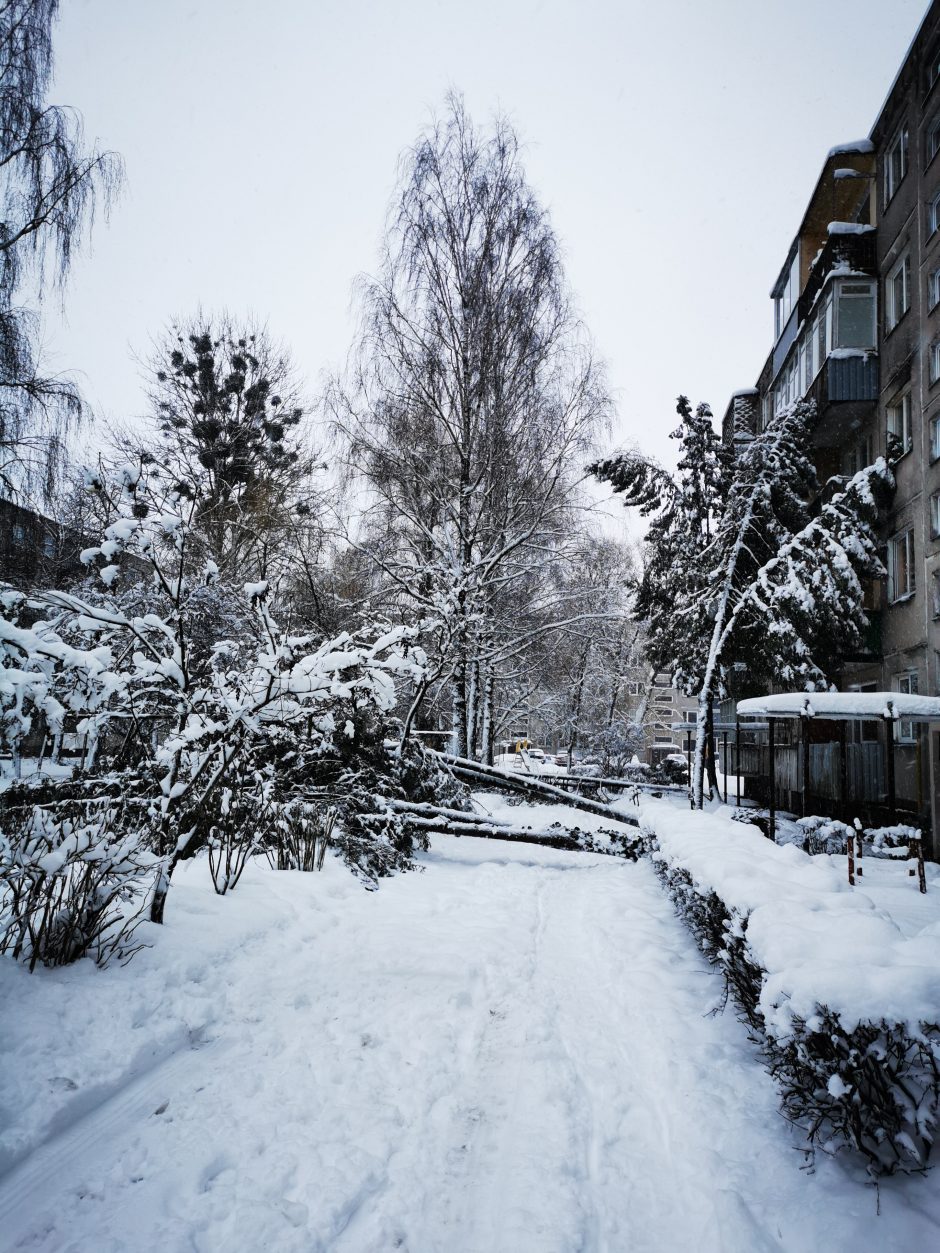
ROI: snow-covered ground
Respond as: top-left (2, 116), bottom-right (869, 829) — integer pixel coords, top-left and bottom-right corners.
top-left (2, 798), bottom-right (940, 1251)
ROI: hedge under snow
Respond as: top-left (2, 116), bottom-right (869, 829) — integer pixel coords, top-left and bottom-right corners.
top-left (637, 803), bottom-right (940, 1175)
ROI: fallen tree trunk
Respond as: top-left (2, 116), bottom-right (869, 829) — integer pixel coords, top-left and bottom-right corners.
top-left (430, 751), bottom-right (639, 826)
top-left (367, 799), bottom-right (641, 857)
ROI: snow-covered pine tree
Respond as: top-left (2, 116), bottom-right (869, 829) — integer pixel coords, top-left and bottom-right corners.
top-left (591, 397), bottom-right (728, 789)
top-left (596, 397), bottom-right (892, 808)
top-left (684, 400), bottom-right (892, 807)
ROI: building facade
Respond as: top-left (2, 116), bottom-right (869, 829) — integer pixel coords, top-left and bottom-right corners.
top-left (721, 1), bottom-right (940, 842)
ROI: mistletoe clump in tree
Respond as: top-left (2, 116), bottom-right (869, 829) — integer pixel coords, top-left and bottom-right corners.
top-left (139, 316), bottom-right (320, 594)
top-left (594, 397), bottom-right (893, 807)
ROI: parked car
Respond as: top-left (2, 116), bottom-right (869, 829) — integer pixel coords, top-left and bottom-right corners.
top-left (554, 752), bottom-right (569, 768)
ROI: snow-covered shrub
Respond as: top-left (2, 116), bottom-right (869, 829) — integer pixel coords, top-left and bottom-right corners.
top-left (796, 815), bottom-right (855, 856)
top-left (2, 457), bottom-right (440, 924)
top-left (267, 804), bottom-right (335, 873)
top-left (866, 824), bottom-right (921, 859)
top-left (0, 798), bottom-right (157, 970)
top-left (649, 755), bottom-right (688, 787)
top-left (650, 845), bottom-right (940, 1175)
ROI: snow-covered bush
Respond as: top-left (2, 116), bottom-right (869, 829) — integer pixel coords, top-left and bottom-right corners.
top-left (1, 458), bottom-right (442, 932)
top-left (796, 815), bottom-right (855, 856)
top-left (649, 755), bottom-right (688, 787)
top-left (866, 824), bottom-right (921, 859)
top-left (0, 797), bottom-right (157, 970)
top-left (644, 810), bottom-right (940, 1175)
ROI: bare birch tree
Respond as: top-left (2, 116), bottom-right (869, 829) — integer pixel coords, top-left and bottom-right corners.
top-left (332, 95), bottom-right (610, 755)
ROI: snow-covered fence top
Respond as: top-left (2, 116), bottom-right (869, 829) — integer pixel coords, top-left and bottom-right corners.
top-left (736, 691), bottom-right (940, 722)
top-left (638, 803), bottom-right (940, 1039)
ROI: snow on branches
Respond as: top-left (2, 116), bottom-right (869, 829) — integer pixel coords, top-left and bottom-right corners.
top-left (1, 458), bottom-right (433, 950)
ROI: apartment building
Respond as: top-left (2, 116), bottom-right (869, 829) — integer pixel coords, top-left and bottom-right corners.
top-left (720, 1), bottom-right (940, 837)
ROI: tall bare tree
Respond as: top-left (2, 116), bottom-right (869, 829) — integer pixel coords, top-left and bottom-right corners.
top-left (333, 95), bottom-right (610, 755)
top-left (0, 0), bottom-right (122, 501)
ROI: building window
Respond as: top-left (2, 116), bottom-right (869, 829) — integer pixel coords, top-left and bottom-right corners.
top-left (888, 529), bottom-right (915, 602)
top-left (773, 248), bottom-right (799, 341)
top-left (931, 414), bottom-right (940, 461)
top-left (886, 390), bottom-right (912, 461)
top-left (896, 672), bottom-right (919, 743)
top-left (932, 339), bottom-right (940, 384)
top-left (842, 436), bottom-right (873, 476)
top-left (886, 254), bottom-right (911, 329)
top-left (12, 523), bottom-right (26, 546)
top-left (835, 280), bottom-right (875, 348)
top-left (932, 493), bottom-right (940, 538)
top-left (42, 533), bottom-right (56, 558)
top-left (929, 187), bottom-right (940, 236)
top-left (933, 570), bottom-right (940, 618)
top-left (929, 113), bottom-right (940, 166)
top-left (930, 267), bottom-right (940, 312)
top-left (885, 125), bottom-right (909, 204)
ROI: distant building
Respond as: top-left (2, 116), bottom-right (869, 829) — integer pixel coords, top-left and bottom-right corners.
top-left (0, 497), bottom-right (86, 588)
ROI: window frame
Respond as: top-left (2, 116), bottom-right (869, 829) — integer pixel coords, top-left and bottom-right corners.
top-left (896, 671), bottom-right (919, 743)
top-left (887, 528), bottom-right (916, 603)
top-left (886, 253), bottom-right (911, 330)
top-left (930, 112), bottom-right (940, 166)
top-left (929, 187), bottom-right (940, 237)
top-left (931, 413), bottom-right (940, 461)
top-left (886, 389), bottom-right (913, 461)
top-left (931, 339), bottom-right (940, 385)
top-left (931, 492), bottom-right (940, 539)
top-left (885, 125), bottom-right (909, 205)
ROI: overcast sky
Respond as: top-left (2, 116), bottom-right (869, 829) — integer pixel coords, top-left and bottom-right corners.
top-left (44, 0), bottom-right (927, 478)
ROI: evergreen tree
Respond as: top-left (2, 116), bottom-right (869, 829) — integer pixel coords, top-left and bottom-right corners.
top-left (595, 398), bottom-right (893, 807)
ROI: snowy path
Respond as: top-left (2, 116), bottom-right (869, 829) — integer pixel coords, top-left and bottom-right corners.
top-left (2, 822), bottom-right (940, 1251)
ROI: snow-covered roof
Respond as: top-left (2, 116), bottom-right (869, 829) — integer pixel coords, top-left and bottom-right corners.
top-left (827, 221), bottom-right (876, 235)
top-left (826, 139), bottom-right (874, 157)
top-left (737, 692), bottom-right (940, 722)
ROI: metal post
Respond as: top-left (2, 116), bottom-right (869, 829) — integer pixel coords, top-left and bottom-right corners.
top-left (722, 732), bottom-right (728, 804)
top-left (886, 716), bottom-right (896, 822)
top-left (768, 719), bottom-right (776, 842)
top-left (736, 719), bottom-right (741, 808)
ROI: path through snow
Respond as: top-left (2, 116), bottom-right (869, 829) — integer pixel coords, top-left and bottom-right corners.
top-left (2, 820), bottom-right (939, 1251)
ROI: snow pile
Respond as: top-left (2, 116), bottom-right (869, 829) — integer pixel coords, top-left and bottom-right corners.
top-left (638, 801), bottom-right (940, 1173)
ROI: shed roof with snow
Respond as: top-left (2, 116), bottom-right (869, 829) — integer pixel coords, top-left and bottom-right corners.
top-left (736, 692), bottom-right (940, 722)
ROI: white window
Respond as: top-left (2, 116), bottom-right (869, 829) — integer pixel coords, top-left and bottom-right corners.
top-left (888, 529), bottom-right (915, 602)
top-left (929, 187), bottom-right (940, 236)
top-left (886, 390), bottom-right (912, 460)
top-left (932, 339), bottom-right (940, 384)
top-left (42, 533), bottom-right (55, 558)
top-left (931, 414), bottom-right (940, 460)
top-left (885, 126), bottom-right (909, 203)
top-left (932, 493), bottom-right (940, 538)
top-left (929, 113), bottom-right (940, 165)
top-left (933, 571), bottom-right (940, 618)
top-left (886, 254), bottom-right (911, 330)
top-left (897, 672), bottom-right (919, 743)
top-left (774, 249), bottom-right (800, 341)
top-left (836, 281), bottom-right (875, 348)
top-left (930, 267), bottom-right (940, 311)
